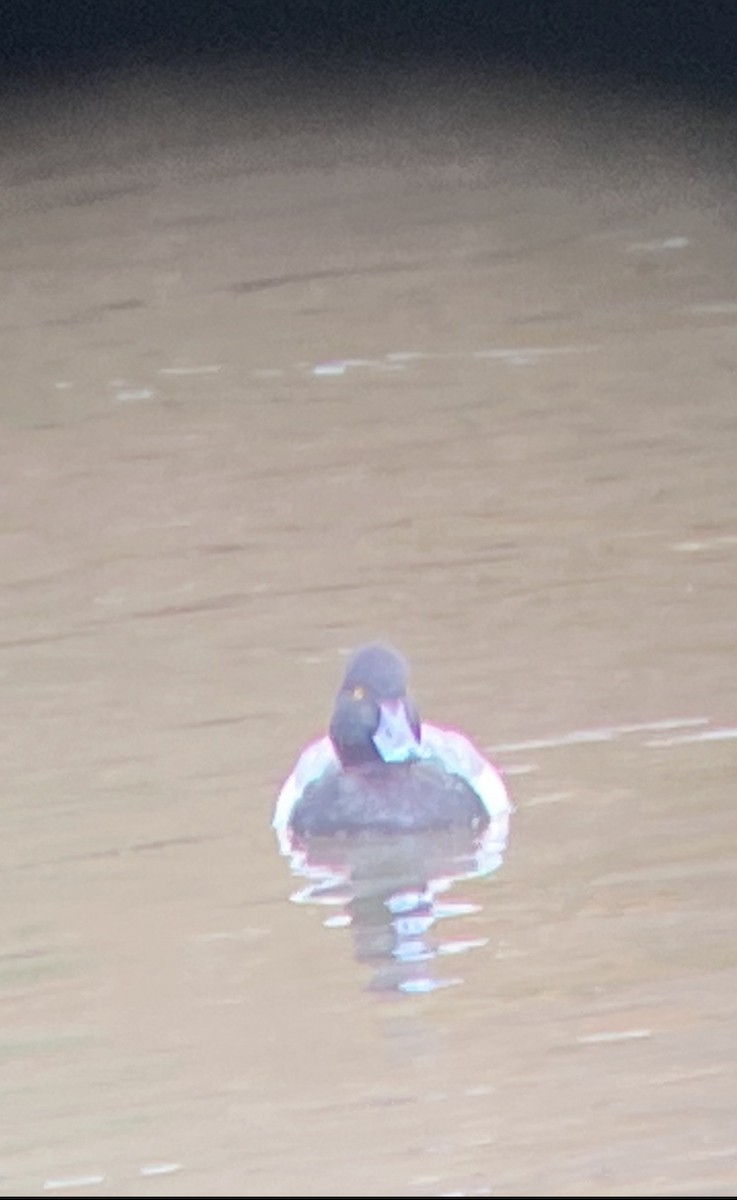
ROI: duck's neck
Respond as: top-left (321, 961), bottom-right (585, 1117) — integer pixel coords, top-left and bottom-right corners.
top-left (333, 742), bottom-right (382, 769)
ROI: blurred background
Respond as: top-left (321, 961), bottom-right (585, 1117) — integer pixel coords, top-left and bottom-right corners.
top-left (1, 2), bottom-right (736, 1195)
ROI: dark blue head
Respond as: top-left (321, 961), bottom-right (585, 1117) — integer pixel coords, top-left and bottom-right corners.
top-left (329, 643), bottom-right (422, 768)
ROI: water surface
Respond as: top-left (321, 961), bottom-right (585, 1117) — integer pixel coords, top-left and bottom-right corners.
top-left (1, 65), bottom-right (736, 1197)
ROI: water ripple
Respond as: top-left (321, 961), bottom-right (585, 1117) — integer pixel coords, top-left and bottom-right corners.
top-left (282, 817), bottom-right (510, 995)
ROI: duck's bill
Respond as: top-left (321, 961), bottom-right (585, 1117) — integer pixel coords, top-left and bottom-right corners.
top-left (372, 699), bottom-right (422, 763)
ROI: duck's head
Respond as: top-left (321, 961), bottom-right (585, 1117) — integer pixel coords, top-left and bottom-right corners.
top-left (329, 642), bottom-right (422, 769)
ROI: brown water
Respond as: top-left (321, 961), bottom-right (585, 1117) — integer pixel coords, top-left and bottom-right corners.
top-left (1, 64), bottom-right (737, 1197)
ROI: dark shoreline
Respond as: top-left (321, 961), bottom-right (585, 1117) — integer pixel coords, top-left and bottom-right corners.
top-left (1, 0), bottom-right (736, 104)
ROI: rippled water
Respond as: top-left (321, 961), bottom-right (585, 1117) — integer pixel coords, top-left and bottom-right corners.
top-left (284, 817), bottom-right (510, 995)
top-left (1, 64), bottom-right (737, 1197)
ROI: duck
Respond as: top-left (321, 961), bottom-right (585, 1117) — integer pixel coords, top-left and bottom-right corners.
top-left (273, 643), bottom-right (512, 853)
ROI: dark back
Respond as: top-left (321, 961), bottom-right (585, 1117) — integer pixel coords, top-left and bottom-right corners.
top-left (290, 759), bottom-right (488, 839)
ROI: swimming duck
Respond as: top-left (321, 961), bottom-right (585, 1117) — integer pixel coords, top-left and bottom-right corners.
top-left (273, 643), bottom-right (511, 852)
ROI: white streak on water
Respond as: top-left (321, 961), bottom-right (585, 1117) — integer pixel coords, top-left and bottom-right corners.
top-left (400, 976), bottom-right (461, 994)
top-left (647, 727), bottom-right (737, 747)
top-left (627, 236), bottom-right (689, 251)
top-left (433, 902), bottom-right (482, 919)
top-left (577, 1029), bottom-right (652, 1044)
top-left (472, 343), bottom-right (599, 360)
top-left (525, 791), bottom-right (576, 807)
top-left (305, 343), bottom-right (599, 378)
top-left (44, 1177), bottom-right (106, 1191)
top-left (158, 365), bottom-right (222, 375)
top-left (672, 535), bottom-right (737, 551)
top-left (488, 717), bottom-right (709, 754)
top-left (437, 938), bottom-right (488, 956)
top-left (114, 388), bottom-right (155, 402)
top-left (324, 914), bottom-right (352, 928)
top-left (489, 730), bottom-right (616, 752)
top-left (604, 717), bottom-right (710, 734)
top-left (312, 361), bottom-right (347, 376)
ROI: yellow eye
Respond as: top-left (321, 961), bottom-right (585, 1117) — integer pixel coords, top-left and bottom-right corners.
top-left (351, 686), bottom-right (366, 700)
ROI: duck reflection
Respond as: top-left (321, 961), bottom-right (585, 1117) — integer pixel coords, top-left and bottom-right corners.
top-left (286, 814), bottom-right (510, 993)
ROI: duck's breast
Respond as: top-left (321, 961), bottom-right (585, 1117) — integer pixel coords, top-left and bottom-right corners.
top-left (290, 760), bottom-right (488, 838)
